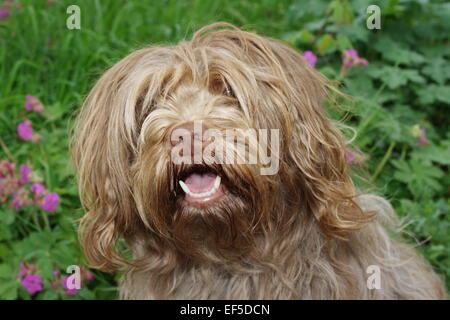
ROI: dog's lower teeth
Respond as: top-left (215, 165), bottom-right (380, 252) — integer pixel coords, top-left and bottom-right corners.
top-left (179, 176), bottom-right (221, 198)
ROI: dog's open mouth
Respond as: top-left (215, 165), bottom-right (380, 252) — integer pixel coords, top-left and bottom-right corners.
top-left (177, 165), bottom-right (227, 207)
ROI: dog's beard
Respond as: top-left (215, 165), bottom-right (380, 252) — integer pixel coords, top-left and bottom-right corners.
top-left (146, 159), bottom-right (275, 261)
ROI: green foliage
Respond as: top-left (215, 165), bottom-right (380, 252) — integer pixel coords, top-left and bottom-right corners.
top-left (0, 0), bottom-right (448, 299)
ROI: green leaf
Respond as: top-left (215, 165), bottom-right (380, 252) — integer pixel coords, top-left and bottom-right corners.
top-left (367, 66), bottom-right (425, 89)
top-left (392, 159), bottom-right (444, 199)
top-left (411, 142), bottom-right (450, 165)
top-left (0, 280), bottom-right (19, 300)
top-left (403, 69), bottom-right (425, 84)
top-left (0, 243), bottom-right (12, 260)
top-left (316, 34), bottom-right (335, 54)
top-left (0, 264), bottom-right (13, 279)
top-left (372, 36), bottom-right (425, 65)
top-left (422, 58), bottom-right (450, 85)
top-left (336, 34), bottom-right (352, 51)
top-left (37, 258), bottom-right (54, 280)
top-left (329, 0), bottom-right (353, 25)
top-left (0, 208), bottom-right (16, 225)
top-left (416, 85), bottom-right (450, 105)
top-left (38, 290), bottom-right (59, 300)
top-left (0, 223), bottom-right (13, 241)
top-left (368, 66), bottom-right (407, 89)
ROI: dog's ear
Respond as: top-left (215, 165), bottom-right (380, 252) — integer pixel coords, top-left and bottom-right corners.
top-left (70, 48), bottom-right (159, 271)
top-left (263, 40), bottom-right (374, 239)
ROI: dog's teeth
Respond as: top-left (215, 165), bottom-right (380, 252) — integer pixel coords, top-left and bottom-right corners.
top-left (179, 176), bottom-right (221, 198)
top-left (213, 176), bottom-right (221, 189)
top-left (179, 180), bottom-right (190, 194)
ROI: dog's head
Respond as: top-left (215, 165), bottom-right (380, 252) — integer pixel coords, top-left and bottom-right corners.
top-left (71, 22), bottom-right (371, 271)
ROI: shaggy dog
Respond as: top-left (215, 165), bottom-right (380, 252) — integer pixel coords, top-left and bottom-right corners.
top-left (71, 22), bottom-right (446, 299)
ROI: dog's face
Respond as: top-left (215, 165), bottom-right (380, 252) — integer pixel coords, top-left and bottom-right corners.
top-left (72, 23), bottom-right (368, 270)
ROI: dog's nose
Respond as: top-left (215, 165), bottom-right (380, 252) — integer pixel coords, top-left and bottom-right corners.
top-left (170, 121), bottom-right (208, 148)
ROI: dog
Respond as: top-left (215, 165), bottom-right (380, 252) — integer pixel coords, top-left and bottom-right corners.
top-left (71, 22), bottom-right (446, 299)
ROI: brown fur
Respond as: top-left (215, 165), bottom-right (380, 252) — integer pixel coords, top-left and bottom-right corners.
top-left (71, 22), bottom-right (446, 299)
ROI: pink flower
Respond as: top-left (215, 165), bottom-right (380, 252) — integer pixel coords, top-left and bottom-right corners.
top-left (21, 274), bottom-right (43, 295)
top-left (17, 121), bottom-right (33, 140)
top-left (12, 187), bottom-right (30, 209)
top-left (359, 58), bottom-right (369, 66)
top-left (417, 128), bottom-right (430, 145)
top-left (303, 50), bottom-right (317, 67)
top-left (342, 49), bottom-right (369, 68)
top-left (17, 262), bottom-right (27, 280)
top-left (345, 151), bottom-right (357, 163)
top-left (0, 174), bottom-right (18, 198)
top-left (30, 134), bottom-right (42, 142)
top-left (0, 8), bottom-right (10, 20)
top-left (345, 151), bottom-right (365, 164)
top-left (24, 95), bottom-right (44, 113)
top-left (3, 1), bottom-right (16, 9)
top-left (411, 125), bottom-right (430, 145)
top-left (0, 159), bottom-right (15, 177)
top-left (31, 183), bottom-right (46, 196)
top-left (17, 120), bottom-right (40, 142)
top-left (42, 192), bottom-right (59, 212)
top-left (17, 261), bottom-right (38, 280)
top-left (345, 49), bottom-right (358, 58)
top-left (62, 276), bottom-right (79, 295)
top-left (19, 164), bottom-right (31, 183)
top-left (81, 268), bottom-right (94, 282)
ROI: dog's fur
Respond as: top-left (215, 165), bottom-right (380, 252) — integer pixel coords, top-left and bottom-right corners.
top-left (71, 23), bottom-right (446, 299)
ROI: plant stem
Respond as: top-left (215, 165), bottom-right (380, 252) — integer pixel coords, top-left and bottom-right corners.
top-left (399, 144), bottom-right (407, 161)
top-left (42, 212), bottom-right (51, 230)
top-left (371, 141), bottom-right (396, 183)
top-left (357, 108), bottom-right (380, 138)
top-left (31, 209), bottom-right (43, 232)
top-left (0, 136), bottom-right (15, 161)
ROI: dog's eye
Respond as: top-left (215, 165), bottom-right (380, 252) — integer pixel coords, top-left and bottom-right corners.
top-left (224, 86), bottom-right (233, 97)
top-left (209, 77), bottom-right (234, 98)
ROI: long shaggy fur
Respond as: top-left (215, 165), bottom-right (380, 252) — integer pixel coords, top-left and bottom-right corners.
top-left (71, 22), bottom-right (446, 299)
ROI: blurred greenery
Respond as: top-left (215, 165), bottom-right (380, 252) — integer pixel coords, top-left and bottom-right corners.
top-left (0, 0), bottom-right (448, 299)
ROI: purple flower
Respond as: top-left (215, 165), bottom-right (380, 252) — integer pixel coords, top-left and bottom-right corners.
top-left (359, 58), bottom-right (369, 66)
top-left (345, 49), bottom-right (357, 58)
top-left (42, 192), bottom-right (59, 212)
top-left (82, 268), bottom-right (94, 282)
top-left (21, 274), bottom-right (43, 295)
top-left (342, 49), bottom-right (369, 68)
top-left (12, 187), bottom-right (30, 209)
top-left (303, 50), bottom-right (317, 67)
top-left (17, 121), bottom-right (33, 141)
top-left (19, 164), bottom-right (31, 184)
top-left (345, 151), bottom-right (365, 164)
top-left (17, 262), bottom-right (27, 280)
top-left (0, 174), bottom-right (18, 197)
top-left (0, 159), bottom-right (15, 177)
top-left (24, 95), bottom-right (44, 113)
top-left (17, 262), bottom-right (38, 280)
top-left (417, 128), bottom-right (430, 145)
top-left (345, 151), bottom-right (357, 164)
top-left (62, 276), bottom-right (79, 295)
top-left (17, 120), bottom-right (41, 142)
top-left (0, 8), bottom-right (10, 20)
top-left (31, 183), bottom-right (46, 196)
top-left (411, 125), bottom-right (430, 145)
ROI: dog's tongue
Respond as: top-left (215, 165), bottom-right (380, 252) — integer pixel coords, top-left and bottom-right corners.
top-left (184, 172), bottom-right (217, 193)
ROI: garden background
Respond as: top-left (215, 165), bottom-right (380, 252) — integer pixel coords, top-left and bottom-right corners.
top-left (0, 0), bottom-right (448, 299)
